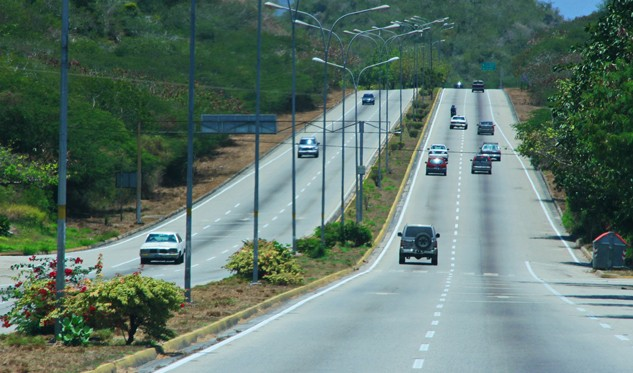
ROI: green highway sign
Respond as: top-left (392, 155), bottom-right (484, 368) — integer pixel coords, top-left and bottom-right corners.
top-left (481, 62), bottom-right (496, 71)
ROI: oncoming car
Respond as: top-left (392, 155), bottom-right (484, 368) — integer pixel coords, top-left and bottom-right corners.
top-left (139, 231), bottom-right (185, 264)
top-left (297, 136), bottom-right (319, 158)
top-left (361, 93), bottom-right (375, 105)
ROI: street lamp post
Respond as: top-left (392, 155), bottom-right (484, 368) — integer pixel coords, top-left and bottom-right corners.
top-left (351, 27), bottom-right (423, 182)
top-left (378, 28), bottom-right (426, 175)
top-left (264, 1), bottom-right (301, 253)
top-left (313, 56), bottom-right (399, 223)
top-left (269, 2), bottom-right (390, 243)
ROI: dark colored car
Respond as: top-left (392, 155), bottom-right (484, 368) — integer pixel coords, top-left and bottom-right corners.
top-left (477, 121), bottom-right (495, 135)
top-left (472, 80), bottom-right (485, 93)
top-left (454, 81), bottom-right (463, 88)
top-left (361, 93), bottom-right (375, 105)
top-left (425, 157), bottom-right (447, 176)
top-left (398, 224), bottom-right (440, 265)
top-left (480, 142), bottom-right (501, 161)
top-left (471, 154), bottom-right (492, 174)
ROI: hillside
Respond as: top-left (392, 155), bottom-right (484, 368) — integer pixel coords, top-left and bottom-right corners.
top-left (0, 0), bottom-right (570, 251)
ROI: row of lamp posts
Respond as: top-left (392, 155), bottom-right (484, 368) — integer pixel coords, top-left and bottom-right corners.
top-left (265, 2), bottom-right (452, 236)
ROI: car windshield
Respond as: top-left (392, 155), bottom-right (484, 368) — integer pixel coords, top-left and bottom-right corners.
top-left (300, 138), bottom-right (315, 145)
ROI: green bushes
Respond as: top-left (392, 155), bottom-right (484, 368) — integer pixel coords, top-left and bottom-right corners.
top-left (226, 222), bottom-right (373, 284)
top-left (311, 221), bottom-right (373, 253)
top-left (4, 205), bottom-right (47, 227)
top-left (224, 240), bottom-right (303, 285)
top-left (0, 215), bottom-right (9, 236)
top-left (296, 236), bottom-right (325, 258)
top-left (0, 254), bottom-right (185, 345)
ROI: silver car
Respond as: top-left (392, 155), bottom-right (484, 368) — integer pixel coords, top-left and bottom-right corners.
top-left (297, 136), bottom-right (319, 158)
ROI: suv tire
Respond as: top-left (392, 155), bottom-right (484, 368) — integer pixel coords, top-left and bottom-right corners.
top-left (399, 254), bottom-right (405, 264)
top-left (431, 254), bottom-right (438, 266)
top-left (414, 233), bottom-right (432, 250)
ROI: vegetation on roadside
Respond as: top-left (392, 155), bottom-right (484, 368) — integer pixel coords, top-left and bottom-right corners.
top-left (0, 255), bottom-right (185, 346)
top-left (513, 0), bottom-right (633, 253)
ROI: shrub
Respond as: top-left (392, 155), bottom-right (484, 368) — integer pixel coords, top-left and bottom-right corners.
top-left (296, 236), bottom-right (326, 258)
top-left (0, 214), bottom-right (10, 236)
top-left (0, 255), bottom-right (102, 335)
top-left (224, 239), bottom-right (303, 285)
top-left (314, 222), bottom-right (342, 248)
top-left (408, 121), bottom-right (424, 130)
top-left (408, 128), bottom-right (419, 138)
top-left (343, 221), bottom-right (373, 247)
top-left (3, 205), bottom-right (47, 227)
top-left (62, 273), bottom-right (185, 345)
top-left (389, 142), bottom-right (404, 151)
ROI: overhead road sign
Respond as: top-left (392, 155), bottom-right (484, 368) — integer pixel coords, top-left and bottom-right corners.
top-left (201, 114), bottom-right (277, 134)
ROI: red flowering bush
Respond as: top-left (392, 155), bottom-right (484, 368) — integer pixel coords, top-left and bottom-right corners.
top-left (61, 272), bottom-right (185, 344)
top-left (0, 254), bottom-right (102, 335)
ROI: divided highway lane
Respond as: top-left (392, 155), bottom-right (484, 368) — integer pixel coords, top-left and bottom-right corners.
top-left (0, 89), bottom-right (414, 290)
top-left (152, 88), bottom-right (633, 372)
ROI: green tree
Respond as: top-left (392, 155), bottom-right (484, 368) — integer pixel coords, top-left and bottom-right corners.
top-left (520, 0), bottom-right (633, 239)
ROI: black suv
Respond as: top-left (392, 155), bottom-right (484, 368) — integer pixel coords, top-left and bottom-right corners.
top-left (397, 224), bottom-right (440, 265)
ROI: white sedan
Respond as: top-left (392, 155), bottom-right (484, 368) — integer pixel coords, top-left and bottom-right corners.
top-left (428, 144), bottom-right (449, 162)
top-left (139, 231), bottom-right (185, 264)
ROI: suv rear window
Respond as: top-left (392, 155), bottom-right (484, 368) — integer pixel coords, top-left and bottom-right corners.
top-left (404, 226), bottom-right (433, 237)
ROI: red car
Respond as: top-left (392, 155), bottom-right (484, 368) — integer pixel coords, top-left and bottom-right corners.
top-left (425, 157), bottom-right (447, 176)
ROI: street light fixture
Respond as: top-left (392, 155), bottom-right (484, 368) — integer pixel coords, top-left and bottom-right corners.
top-left (313, 56), bottom-right (399, 222)
top-left (352, 27), bottom-right (425, 183)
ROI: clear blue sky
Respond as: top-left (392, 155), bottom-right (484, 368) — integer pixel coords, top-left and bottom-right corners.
top-left (548, 0), bottom-right (604, 19)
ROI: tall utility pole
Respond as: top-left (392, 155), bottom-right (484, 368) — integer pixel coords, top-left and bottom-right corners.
top-left (184, 0), bottom-right (197, 302)
top-left (55, 0), bottom-right (69, 337)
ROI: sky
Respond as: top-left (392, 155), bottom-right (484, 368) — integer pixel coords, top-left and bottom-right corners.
top-left (548, 0), bottom-right (604, 19)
